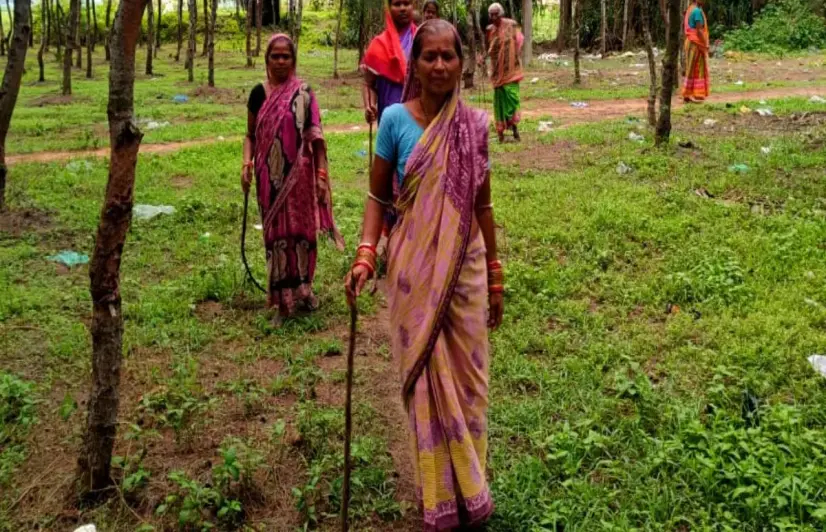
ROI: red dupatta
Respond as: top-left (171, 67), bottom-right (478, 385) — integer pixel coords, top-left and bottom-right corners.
top-left (363, 9), bottom-right (416, 85)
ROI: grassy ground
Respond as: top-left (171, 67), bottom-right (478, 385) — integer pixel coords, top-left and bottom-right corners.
top-left (3, 13), bottom-right (826, 531)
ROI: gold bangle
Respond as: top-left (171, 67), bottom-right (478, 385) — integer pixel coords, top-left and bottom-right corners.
top-left (368, 191), bottom-right (392, 207)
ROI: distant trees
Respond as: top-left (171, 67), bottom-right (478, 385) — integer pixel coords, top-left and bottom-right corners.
top-left (63, 0), bottom-right (79, 95)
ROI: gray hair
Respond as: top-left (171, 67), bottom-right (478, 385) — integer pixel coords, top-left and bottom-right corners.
top-left (488, 2), bottom-right (504, 15)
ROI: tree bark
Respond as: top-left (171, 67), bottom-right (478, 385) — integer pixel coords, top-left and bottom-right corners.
top-left (187, 0), bottom-right (196, 80)
top-left (38, 0), bottom-right (46, 81)
top-left (333, 0), bottom-right (343, 78)
top-left (641, 0), bottom-right (657, 126)
top-left (175, 0), bottom-right (183, 61)
top-left (56, 1), bottom-right (63, 53)
top-left (104, 0), bottom-right (113, 60)
top-left (556, 0), bottom-right (571, 52)
top-left (462, 0), bottom-right (476, 89)
top-left (155, 0), bottom-right (161, 51)
top-left (0, 0), bottom-right (30, 210)
top-left (622, 0), bottom-right (631, 49)
top-left (356, 0), bottom-right (364, 64)
top-left (600, 0), bottom-right (607, 55)
top-left (678, 0), bottom-right (687, 80)
top-left (294, 0), bottom-right (302, 51)
top-left (85, 0), bottom-right (92, 77)
top-left (1, 0), bottom-right (8, 55)
top-left (63, 0), bottom-right (79, 94)
top-left (28, 2), bottom-right (34, 47)
top-left (78, 0), bottom-right (146, 498)
top-left (655, 0), bottom-right (680, 145)
top-left (75, 0), bottom-right (82, 69)
top-left (288, 0), bottom-right (294, 40)
top-left (5, 0), bottom-right (12, 47)
top-left (201, 0), bottom-right (207, 55)
top-left (91, 0), bottom-right (99, 48)
top-left (145, 0), bottom-right (153, 74)
top-left (245, 0), bottom-right (252, 66)
top-left (273, 0), bottom-right (280, 25)
top-left (255, 0), bottom-right (262, 56)
top-left (45, 0), bottom-right (50, 52)
top-left (208, 0), bottom-right (216, 86)
top-left (521, 0), bottom-right (531, 66)
top-left (572, 0), bottom-right (580, 84)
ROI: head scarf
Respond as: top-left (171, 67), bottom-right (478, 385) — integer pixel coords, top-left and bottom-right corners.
top-left (363, 9), bottom-right (416, 85)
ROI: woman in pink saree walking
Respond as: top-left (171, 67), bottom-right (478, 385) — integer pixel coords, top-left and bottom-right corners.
top-left (242, 34), bottom-right (344, 326)
top-left (346, 20), bottom-right (504, 530)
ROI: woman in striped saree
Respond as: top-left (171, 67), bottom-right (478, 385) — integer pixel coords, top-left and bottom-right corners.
top-left (346, 20), bottom-right (504, 530)
top-left (682, 0), bottom-right (710, 103)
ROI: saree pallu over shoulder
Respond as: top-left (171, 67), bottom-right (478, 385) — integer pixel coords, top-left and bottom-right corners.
top-left (363, 10), bottom-right (416, 85)
top-left (488, 18), bottom-right (524, 88)
top-left (682, 4), bottom-right (710, 100)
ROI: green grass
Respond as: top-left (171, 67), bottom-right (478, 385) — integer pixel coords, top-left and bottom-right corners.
top-left (3, 18), bottom-right (826, 530)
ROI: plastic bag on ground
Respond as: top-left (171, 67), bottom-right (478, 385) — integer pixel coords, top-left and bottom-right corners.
top-left (755, 108), bottom-right (773, 117)
top-left (728, 163), bottom-right (749, 173)
top-left (172, 94), bottom-right (189, 103)
top-left (134, 204), bottom-right (176, 220)
top-left (628, 132), bottom-right (645, 143)
top-left (616, 162), bottom-right (633, 175)
top-left (537, 121), bottom-right (554, 132)
top-left (808, 355), bottom-right (826, 378)
top-left (48, 251), bottom-right (89, 268)
top-left (809, 95), bottom-right (826, 103)
top-left (703, 118), bottom-right (717, 127)
top-left (570, 101), bottom-right (589, 109)
top-left (73, 526), bottom-right (97, 532)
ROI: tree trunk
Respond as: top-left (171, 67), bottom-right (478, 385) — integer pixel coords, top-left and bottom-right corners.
top-left (600, 0), bottom-right (607, 54)
top-left (332, 0), bottom-right (343, 78)
top-left (91, 0), bottom-right (99, 47)
top-left (38, 0), bottom-right (46, 81)
top-left (294, 0), bottom-right (302, 51)
top-left (63, 0), bottom-right (79, 94)
top-left (556, 0), bottom-right (571, 52)
top-left (0, 0), bottom-right (30, 210)
top-left (678, 0), bottom-right (687, 80)
top-left (155, 0), bottom-right (161, 51)
top-left (201, 0), bottom-right (207, 55)
top-left (236, 0), bottom-right (240, 19)
top-left (572, 0), bottom-right (580, 84)
top-left (244, 0), bottom-right (252, 66)
top-left (28, 2), bottom-right (34, 47)
top-left (288, 0), bottom-right (294, 40)
top-left (175, 0), bottom-right (183, 61)
top-left (85, 0), bottom-right (92, 77)
top-left (45, 0), bottom-right (50, 52)
top-left (273, 0), bottom-right (280, 25)
top-left (356, 0), bottom-right (365, 64)
top-left (1, 0), bottom-right (9, 55)
top-left (56, 1), bottom-right (63, 53)
top-left (187, 0), bottom-right (196, 80)
top-left (104, 0), bottom-right (113, 60)
top-left (78, 0), bottom-right (146, 498)
top-left (75, 0), bottom-right (81, 69)
top-left (655, 0), bottom-right (680, 145)
top-left (641, 0), bottom-right (657, 126)
top-left (521, 0), bottom-right (531, 66)
top-left (208, 0), bottom-right (216, 86)
top-left (622, 0), bottom-right (631, 49)
top-left (145, 0), bottom-right (153, 74)
top-left (5, 0), bottom-right (12, 47)
top-left (462, 0), bottom-right (476, 89)
top-left (255, 0), bottom-right (262, 55)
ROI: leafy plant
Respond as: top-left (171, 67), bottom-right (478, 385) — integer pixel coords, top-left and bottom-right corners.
top-left (725, 0), bottom-right (826, 53)
top-left (0, 373), bottom-right (37, 485)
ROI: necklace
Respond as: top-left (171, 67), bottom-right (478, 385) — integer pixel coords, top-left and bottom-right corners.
top-left (419, 100), bottom-right (434, 126)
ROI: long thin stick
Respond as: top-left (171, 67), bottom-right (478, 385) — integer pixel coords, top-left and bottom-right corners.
top-left (242, 187), bottom-right (266, 294)
top-left (341, 280), bottom-right (357, 532)
top-left (368, 121), bottom-right (373, 171)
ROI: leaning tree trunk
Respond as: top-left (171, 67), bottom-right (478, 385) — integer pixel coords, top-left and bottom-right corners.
top-left (155, 0), bottom-right (161, 52)
top-left (175, 0), bottom-right (183, 61)
top-left (332, 0), bottom-right (343, 78)
top-left (462, 0), bottom-right (476, 89)
top-left (85, 0), bottom-right (92, 78)
top-left (208, 0), bottom-right (216, 86)
top-left (572, 0), bottom-right (581, 84)
top-left (104, 0), bottom-right (113, 60)
top-left (0, 0), bottom-right (30, 210)
top-left (201, 0), bottom-right (207, 55)
top-left (78, 0), bottom-right (147, 498)
top-left (255, 0), bottom-right (262, 55)
top-left (38, 0), bottom-right (46, 81)
top-left (145, 0), bottom-right (153, 74)
top-left (244, 0), bottom-right (252, 67)
top-left (521, 0), bottom-right (531, 66)
top-left (187, 0), bottom-right (196, 80)
top-left (655, 0), bottom-right (680, 145)
top-left (641, 0), bottom-right (657, 126)
top-left (63, 0), bottom-right (79, 95)
top-left (600, 0), bottom-right (607, 54)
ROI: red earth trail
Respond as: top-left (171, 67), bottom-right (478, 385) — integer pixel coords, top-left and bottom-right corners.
top-left (7, 86), bottom-right (821, 166)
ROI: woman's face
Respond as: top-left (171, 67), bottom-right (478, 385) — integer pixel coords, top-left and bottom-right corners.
top-left (415, 30), bottom-right (461, 97)
top-left (267, 40), bottom-right (294, 82)
top-left (390, 0), bottom-right (413, 27)
top-left (423, 3), bottom-right (439, 20)
top-left (489, 10), bottom-right (501, 25)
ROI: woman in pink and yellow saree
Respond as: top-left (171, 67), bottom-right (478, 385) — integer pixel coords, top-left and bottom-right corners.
top-left (346, 20), bottom-right (504, 531)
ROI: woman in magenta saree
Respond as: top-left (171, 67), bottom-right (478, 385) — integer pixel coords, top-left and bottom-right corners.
top-left (347, 20), bottom-right (504, 530)
top-left (242, 34), bottom-right (343, 325)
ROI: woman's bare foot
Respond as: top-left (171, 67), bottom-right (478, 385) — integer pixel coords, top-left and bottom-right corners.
top-left (304, 294), bottom-right (320, 311)
top-left (512, 126), bottom-right (521, 142)
top-left (497, 132), bottom-right (505, 143)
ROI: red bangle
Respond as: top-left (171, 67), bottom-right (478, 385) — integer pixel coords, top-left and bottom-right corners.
top-left (357, 243), bottom-right (377, 254)
top-left (354, 259), bottom-right (375, 277)
top-left (488, 259), bottom-right (502, 269)
top-left (489, 285), bottom-right (504, 294)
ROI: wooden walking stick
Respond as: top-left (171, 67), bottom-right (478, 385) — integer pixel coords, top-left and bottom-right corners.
top-left (341, 278), bottom-right (358, 531)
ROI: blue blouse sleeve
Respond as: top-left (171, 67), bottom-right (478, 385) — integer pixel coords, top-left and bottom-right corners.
top-left (688, 7), bottom-right (704, 28)
top-left (375, 105), bottom-right (397, 163)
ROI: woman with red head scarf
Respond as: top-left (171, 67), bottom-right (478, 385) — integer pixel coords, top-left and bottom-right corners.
top-left (242, 34), bottom-right (344, 326)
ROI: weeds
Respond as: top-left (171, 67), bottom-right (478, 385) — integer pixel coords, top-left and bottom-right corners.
top-left (0, 373), bottom-right (37, 485)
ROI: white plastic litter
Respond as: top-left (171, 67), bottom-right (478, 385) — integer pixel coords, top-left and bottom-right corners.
top-left (620, 51), bottom-right (635, 58)
top-left (734, 80), bottom-right (744, 86)
top-left (809, 95), bottom-right (826, 103)
top-left (761, 146), bottom-right (772, 155)
top-left (146, 121), bottom-right (171, 130)
top-left (538, 53), bottom-right (560, 62)
top-left (66, 160), bottom-right (94, 172)
top-left (755, 108), bottom-right (774, 116)
top-left (616, 162), bottom-right (633, 175)
top-left (134, 204), bottom-right (175, 220)
top-left (537, 121), bottom-right (554, 132)
top-left (570, 101), bottom-right (589, 109)
top-left (74, 526), bottom-right (97, 532)
top-left (530, 77), bottom-right (539, 84)
top-left (759, 99), bottom-right (767, 105)
top-left (628, 132), bottom-right (645, 143)
top-left (631, 63), bottom-right (646, 68)
top-left (703, 118), bottom-right (718, 127)
top-left (808, 355), bottom-right (826, 378)
top-left (254, 224), bottom-right (263, 230)
top-left (350, 126), bottom-right (361, 131)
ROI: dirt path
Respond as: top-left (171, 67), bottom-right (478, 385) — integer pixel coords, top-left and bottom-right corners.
top-left (7, 86), bottom-right (821, 167)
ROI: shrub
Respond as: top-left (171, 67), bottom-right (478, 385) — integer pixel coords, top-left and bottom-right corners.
top-left (725, 0), bottom-right (826, 53)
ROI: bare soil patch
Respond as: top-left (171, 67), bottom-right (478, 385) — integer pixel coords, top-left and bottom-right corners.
top-left (190, 85), bottom-right (247, 105)
top-left (27, 94), bottom-right (92, 107)
top-left (0, 206), bottom-right (52, 237)
top-left (170, 173), bottom-right (195, 189)
top-left (498, 139), bottom-right (577, 172)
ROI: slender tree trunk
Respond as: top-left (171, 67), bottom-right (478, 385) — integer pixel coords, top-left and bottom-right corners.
top-left (28, 2), bottom-right (34, 47)
top-left (255, 0), bottom-right (262, 55)
top-left (78, 0), bottom-right (147, 498)
top-left (521, 0), bottom-right (531, 66)
top-left (600, 0), bottom-right (607, 54)
top-left (45, 0), bottom-right (50, 52)
top-left (39, 0), bottom-right (47, 81)
top-left (462, 0), bottom-right (476, 89)
top-left (63, 0), bottom-right (79, 94)
top-left (56, 1), bottom-right (63, 53)
top-left (91, 0), bottom-right (99, 47)
top-left (288, 0), bottom-right (294, 40)
top-left (572, 0), bottom-right (580, 84)
top-left (0, 0), bottom-right (30, 210)
top-left (75, 0), bottom-right (81, 69)
top-left (145, 0), bottom-right (153, 74)
top-left (5, 0), bottom-right (12, 46)
top-left (274, 0), bottom-right (279, 25)
top-left (85, 0), bottom-right (92, 77)
top-left (356, 0), bottom-right (364, 64)
top-left (642, 0), bottom-right (657, 126)
top-left (655, 0), bottom-right (680, 145)
top-left (187, 0), bottom-right (196, 80)
top-left (155, 0), bottom-right (161, 51)
top-left (236, 0), bottom-right (240, 19)
top-left (208, 0), bottom-right (216, 86)
top-left (293, 0), bottom-right (302, 51)
top-left (175, 0), bottom-right (183, 60)
top-left (622, 0), bottom-right (631, 49)
top-left (332, 0), bottom-right (343, 78)
top-left (556, 0), bottom-right (571, 52)
top-left (104, 0), bottom-right (112, 60)
top-left (201, 0), bottom-right (207, 55)
top-left (245, 0), bottom-right (252, 66)
top-left (678, 0), bottom-right (687, 80)
top-left (1, 0), bottom-right (9, 55)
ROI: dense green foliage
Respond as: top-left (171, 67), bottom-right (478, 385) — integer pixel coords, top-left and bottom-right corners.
top-left (725, 0), bottom-right (826, 53)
